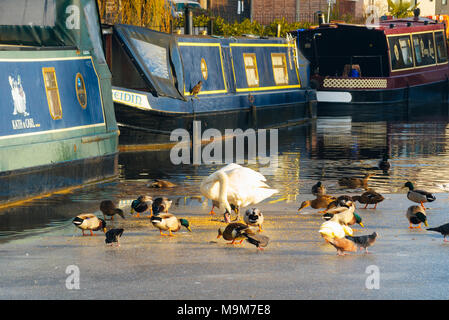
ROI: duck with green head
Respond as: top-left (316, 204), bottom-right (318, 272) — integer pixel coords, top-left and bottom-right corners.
top-left (403, 181), bottom-right (436, 208)
top-left (72, 214), bottom-right (107, 236)
top-left (323, 201), bottom-right (365, 228)
top-left (131, 195), bottom-right (153, 217)
top-left (406, 205), bottom-right (429, 229)
top-left (150, 213), bottom-right (191, 236)
top-left (217, 223), bottom-right (269, 250)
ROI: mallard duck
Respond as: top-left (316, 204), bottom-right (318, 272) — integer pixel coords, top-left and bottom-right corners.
top-left (200, 163), bottom-right (278, 220)
top-left (148, 179), bottom-right (177, 188)
top-left (319, 220), bottom-right (355, 256)
top-left (406, 205), bottom-right (429, 229)
top-left (352, 189), bottom-right (385, 209)
top-left (324, 201), bottom-right (364, 227)
top-left (427, 223), bottom-right (449, 242)
top-left (378, 157), bottom-right (390, 171)
top-left (328, 238), bottom-right (358, 256)
top-left (243, 208), bottom-right (264, 232)
top-left (72, 214), bottom-right (106, 236)
top-left (403, 181), bottom-right (436, 208)
top-left (311, 181), bottom-right (326, 196)
top-left (345, 232), bottom-right (378, 254)
top-left (319, 220), bottom-right (354, 239)
top-left (338, 173), bottom-right (374, 189)
top-left (131, 195), bottom-right (153, 217)
top-left (152, 197), bottom-right (172, 216)
top-left (298, 194), bottom-right (337, 213)
top-left (326, 211), bottom-right (364, 228)
top-left (324, 195), bottom-right (353, 212)
top-left (100, 200), bottom-right (125, 220)
top-left (105, 228), bottom-right (124, 246)
top-left (150, 213), bottom-right (191, 236)
top-left (217, 223), bottom-right (269, 250)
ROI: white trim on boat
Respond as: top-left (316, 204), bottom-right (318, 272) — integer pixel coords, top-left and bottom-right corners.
top-left (0, 123), bottom-right (106, 141)
top-left (316, 91), bottom-right (352, 103)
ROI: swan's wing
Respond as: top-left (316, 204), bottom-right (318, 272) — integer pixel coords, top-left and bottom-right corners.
top-left (226, 167), bottom-right (268, 186)
top-left (244, 187), bottom-right (278, 206)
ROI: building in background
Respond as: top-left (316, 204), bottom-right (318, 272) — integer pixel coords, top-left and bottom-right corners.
top-left (207, 0), bottom-right (251, 22)
top-left (436, 0), bottom-right (449, 15)
top-left (207, 0), bottom-right (365, 24)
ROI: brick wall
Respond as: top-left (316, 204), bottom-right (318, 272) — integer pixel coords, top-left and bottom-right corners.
top-left (207, 0), bottom-right (364, 25)
top-left (207, 0), bottom-right (251, 22)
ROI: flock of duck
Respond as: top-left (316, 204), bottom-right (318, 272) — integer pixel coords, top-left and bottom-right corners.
top-left (71, 162), bottom-right (449, 255)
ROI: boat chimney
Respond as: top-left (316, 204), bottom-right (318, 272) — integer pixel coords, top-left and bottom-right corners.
top-left (317, 12), bottom-right (325, 26)
top-left (413, 8), bottom-right (420, 21)
top-left (184, 5), bottom-right (193, 35)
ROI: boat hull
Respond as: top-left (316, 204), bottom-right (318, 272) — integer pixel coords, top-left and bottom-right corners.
top-left (115, 96), bottom-right (317, 148)
top-left (0, 153), bottom-right (118, 205)
top-left (0, 55), bottom-right (119, 205)
top-left (318, 79), bottom-right (449, 105)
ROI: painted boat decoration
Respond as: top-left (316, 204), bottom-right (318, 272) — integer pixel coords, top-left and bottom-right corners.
top-left (292, 16), bottom-right (449, 107)
top-left (105, 24), bottom-right (317, 148)
top-left (0, 0), bottom-right (119, 205)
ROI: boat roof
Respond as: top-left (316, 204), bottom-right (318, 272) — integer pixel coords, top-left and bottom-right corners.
top-left (296, 17), bottom-right (445, 36)
top-left (0, 0), bottom-right (105, 62)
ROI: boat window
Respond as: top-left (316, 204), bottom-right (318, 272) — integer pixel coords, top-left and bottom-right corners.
top-left (388, 35), bottom-right (414, 70)
top-left (129, 38), bottom-right (170, 79)
top-left (243, 53), bottom-right (259, 87)
top-left (412, 32), bottom-right (436, 67)
top-left (42, 67), bottom-right (62, 120)
top-left (271, 53), bottom-right (289, 85)
top-left (435, 31), bottom-right (448, 63)
top-left (75, 73), bottom-right (87, 109)
top-left (201, 58), bottom-right (208, 80)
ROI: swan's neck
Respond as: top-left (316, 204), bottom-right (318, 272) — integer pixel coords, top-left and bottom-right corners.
top-left (217, 171), bottom-right (231, 213)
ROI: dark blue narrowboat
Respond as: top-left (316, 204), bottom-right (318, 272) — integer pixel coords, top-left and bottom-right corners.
top-left (106, 24), bottom-right (317, 148)
top-left (0, 0), bottom-right (119, 205)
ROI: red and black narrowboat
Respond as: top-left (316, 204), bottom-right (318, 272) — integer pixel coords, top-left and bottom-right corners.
top-left (292, 16), bottom-right (449, 108)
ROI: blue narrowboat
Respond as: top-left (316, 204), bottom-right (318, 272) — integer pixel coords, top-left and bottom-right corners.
top-left (0, 0), bottom-right (119, 205)
top-left (106, 24), bottom-right (317, 148)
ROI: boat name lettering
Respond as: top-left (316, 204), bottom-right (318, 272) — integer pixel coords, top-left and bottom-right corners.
top-left (113, 91), bottom-right (142, 105)
top-left (11, 118), bottom-right (36, 130)
top-left (112, 89), bottom-right (152, 110)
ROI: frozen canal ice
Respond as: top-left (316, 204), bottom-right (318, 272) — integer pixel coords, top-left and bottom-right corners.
top-left (0, 193), bottom-right (448, 300)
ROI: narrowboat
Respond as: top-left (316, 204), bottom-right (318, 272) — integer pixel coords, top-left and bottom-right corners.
top-left (292, 16), bottom-right (449, 108)
top-left (106, 24), bottom-right (317, 148)
top-left (0, 0), bottom-right (119, 205)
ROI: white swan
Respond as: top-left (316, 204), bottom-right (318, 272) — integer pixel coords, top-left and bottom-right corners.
top-left (200, 163), bottom-right (278, 219)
